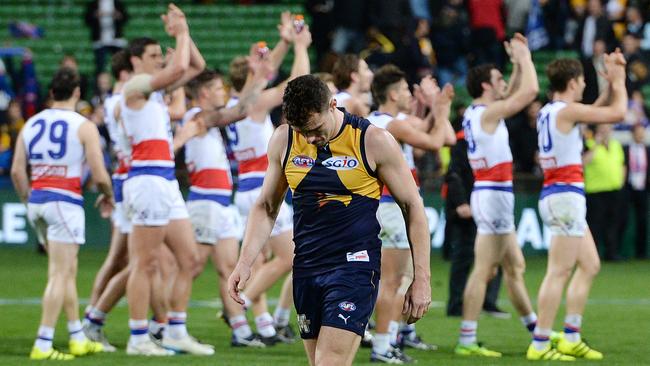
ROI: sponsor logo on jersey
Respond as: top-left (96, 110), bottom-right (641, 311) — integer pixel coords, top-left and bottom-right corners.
top-left (322, 156), bottom-right (359, 170)
top-left (31, 164), bottom-right (67, 179)
top-left (292, 155), bottom-right (315, 168)
top-left (338, 301), bottom-right (357, 312)
top-left (346, 250), bottom-right (370, 262)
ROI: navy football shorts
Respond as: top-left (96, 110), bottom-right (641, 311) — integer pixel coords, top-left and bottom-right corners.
top-left (293, 267), bottom-right (380, 339)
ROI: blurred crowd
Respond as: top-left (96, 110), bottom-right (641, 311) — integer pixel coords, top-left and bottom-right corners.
top-left (0, 0), bottom-right (648, 259)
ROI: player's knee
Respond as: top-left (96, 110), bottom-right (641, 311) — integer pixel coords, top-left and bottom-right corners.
top-left (548, 265), bottom-right (573, 281)
top-left (134, 253), bottom-right (159, 277)
top-left (582, 259), bottom-right (600, 277)
top-left (504, 261), bottom-right (526, 280)
top-left (217, 260), bottom-right (236, 280)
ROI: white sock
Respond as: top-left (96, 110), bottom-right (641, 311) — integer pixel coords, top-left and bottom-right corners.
top-left (148, 317), bottom-right (166, 335)
top-left (373, 333), bottom-right (391, 355)
top-left (388, 321), bottom-right (400, 347)
top-left (86, 307), bottom-right (107, 326)
top-left (255, 312), bottom-right (276, 338)
top-left (520, 312), bottom-right (538, 332)
top-left (241, 294), bottom-right (252, 309)
top-left (401, 322), bottom-right (417, 341)
top-left (459, 320), bottom-right (477, 345)
top-left (564, 314), bottom-right (582, 343)
top-left (67, 320), bottom-right (86, 342)
top-left (273, 307), bottom-right (291, 327)
top-left (532, 326), bottom-right (552, 351)
top-left (129, 319), bottom-right (149, 344)
top-left (167, 311), bottom-right (188, 339)
top-left (229, 314), bottom-right (253, 340)
top-left (34, 325), bottom-right (54, 352)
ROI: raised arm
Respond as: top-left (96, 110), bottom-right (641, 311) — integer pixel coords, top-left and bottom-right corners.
top-left (250, 25), bottom-right (312, 118)
top-left (366, 126), bottom-right (431, 323)
top-left (557, 50), bottom-right (627, 129)
top-left (482, 34), bottom-right (539, 131)
top-left (228, 124), bottom-right (290, 304)
top-left (199, 45), bottom-right (274, 128)
top-left (267, 11), bottom-right (294, 70)
top-left (148, 5), bottom-right (191, 92)
top-left (10, 131), bottom-right (29, 203)
top-left (387, 81), bottom-right (455, 151)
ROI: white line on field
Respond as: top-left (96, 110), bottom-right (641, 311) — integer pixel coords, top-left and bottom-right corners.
top-left (0, 298), bottom-right (649, 307)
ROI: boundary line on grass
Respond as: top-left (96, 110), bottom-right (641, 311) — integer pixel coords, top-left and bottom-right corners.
top-left (1, 298), bottom-right (650, 307)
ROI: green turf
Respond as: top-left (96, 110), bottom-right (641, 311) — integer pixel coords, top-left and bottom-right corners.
top-left (0, 246), bottom-right (649, 365)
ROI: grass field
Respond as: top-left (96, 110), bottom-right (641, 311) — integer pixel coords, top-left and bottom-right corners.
top-left (0, 246), bottom-right (649, 365)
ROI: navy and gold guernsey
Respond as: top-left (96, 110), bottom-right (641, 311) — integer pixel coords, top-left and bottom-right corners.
top-left (283, 112), bottom-right (382, 279)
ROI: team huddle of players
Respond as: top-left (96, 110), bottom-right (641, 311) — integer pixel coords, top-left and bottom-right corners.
top-left (12, 3), bottom-right (627, 363)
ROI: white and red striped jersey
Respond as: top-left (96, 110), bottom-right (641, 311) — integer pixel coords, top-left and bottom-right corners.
top-left (537, 101), bottom-right (584, 198)
top-left (104, 93), bottom-right (131, 177)
top-left (182, 107), bottom-right (233, 206)
top-left (366, 111), bottom-right (419, 201)
top-left (120, 90), bottom-right (175, 180)
top-left (23, 108), bottom-right (86, 205)
top-left (462, 104), bottom-right (513, 191)
top-left (225, 97), bottom-right (274, 191)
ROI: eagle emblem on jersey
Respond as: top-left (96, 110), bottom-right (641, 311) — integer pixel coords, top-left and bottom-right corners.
top-left (315, 192), bottom-right (352, 208)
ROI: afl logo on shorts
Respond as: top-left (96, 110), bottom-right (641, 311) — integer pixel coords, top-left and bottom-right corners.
top-left (292, 155), bottom-right (315, 168)
top-left (338, 301), bottom-right (357, 312)
top-left (322, 156), bottom-right (358, 170)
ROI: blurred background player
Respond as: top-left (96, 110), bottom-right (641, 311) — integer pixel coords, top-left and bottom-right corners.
top-left (455, 33), bottom-right (539, 358)
top-left (367, 65), bottom-right (454, 363)
top-left (224, 12), bottom-right (311, 345)
top-left (12, 67), bottom-right (113, 360)
top-left (332, 54), bottom-right (374, 117)
top-left (179, 57), bottom-right (275, 348)
top-left (117, 4), bottom-right (212, 356)
top-left (529, 51), bottom-right (627, 361)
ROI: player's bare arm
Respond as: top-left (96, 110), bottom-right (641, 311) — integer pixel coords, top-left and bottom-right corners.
top-left (79, 122), bottom-right (114, 217)
top-left (365, 125), bottom-right (432, 323)
top-left (228, 124), bottom-right (290, 304)
top-left (10, 131), bottom-right (29, 203)
top-left (482, 34), bottom-right (538, 131)
top-left (198, 45), bottom-right (275, 128)
top-left (557, 50), bottom-right (627, 131)
top-left (388, 82), bottom-right (455, 151)
top-left (251, 24), bottom-right (312, 119)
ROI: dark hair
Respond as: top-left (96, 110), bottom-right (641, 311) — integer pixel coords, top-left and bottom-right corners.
top-left (371, 64), bottom-right (406, 105)
top-left (546, 59), bottom-right (583, 93)
top-left (51, 67), bottom-right (80, 101)
top-left (186, 69), bottom-right (222, 100)
top-left (332, 54), bottom-right (360, 90)
top-left (229, 56), bottom-right (248, 92)
top-left (110, 50), bottom-right (133, 79)
top-left (466, 64), bottom-right (497, 98)
top-left (127, 37), bottom-right (159, 60)
top-left (282, 75), bottom-right (331, 128)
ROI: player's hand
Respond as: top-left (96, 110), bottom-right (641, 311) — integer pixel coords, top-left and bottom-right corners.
top-left (177, 116), bottom-right (205, 140)
top-left (278, 11), bottom-right (295, 43)
top-left (509, 33), bottom-right (531, 62)
top-left (228, 262), bottom-right (252, 306)
top-left (402, 277), bottom-right (431, 324)
top-left (455, 203), bottom-right (472, 219)
top-left (162, 4), bottom-right (188, 37)
top-left (603, 48), bottom-right (627, 82)
top-left (95, 193), bottom-right (115, 219)
top-left (419, 75), bottom-right (440, 108)
top-left (294, 24), bottom-right (312, 48)
top-left (432, 83), bottom-right (454, 119)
